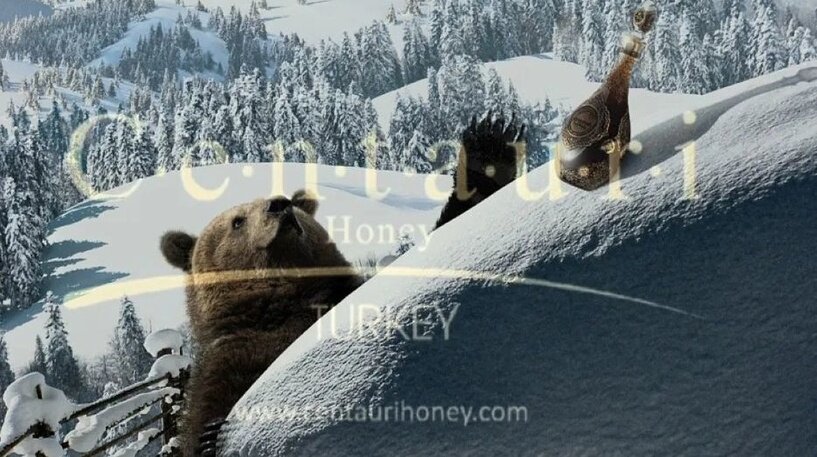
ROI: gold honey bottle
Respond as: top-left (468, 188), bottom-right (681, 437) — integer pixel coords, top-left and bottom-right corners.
top-left (557, 1), bottom-right (658, 191)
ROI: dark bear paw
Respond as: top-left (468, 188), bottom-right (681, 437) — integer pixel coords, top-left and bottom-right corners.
top-left (460, 111), bottom-right (526, 191)
top-left (435, 112), bottom-right (527, 229)
top-left (197, 418), bottom-right (227, 457)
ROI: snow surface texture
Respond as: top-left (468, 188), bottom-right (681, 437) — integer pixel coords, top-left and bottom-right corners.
top-left (221, 63), bottom-right (817, 456)
top-left (0, 373), bottom-right (77, 457)
top-left (65, 386), bottom-right (177, 452)
top-left (1, 164), bottom-right (447, 370)
top-left (144, 329), bottom-right (184, 357)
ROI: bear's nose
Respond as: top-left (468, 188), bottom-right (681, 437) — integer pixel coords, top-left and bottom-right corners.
top-left (268, 197), bottom-right (291, 214)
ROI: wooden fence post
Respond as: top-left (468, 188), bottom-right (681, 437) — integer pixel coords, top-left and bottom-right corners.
top-left (32, 383), bottom-right (54, 457)
top-left (154, 341), bottom-right (189, 457)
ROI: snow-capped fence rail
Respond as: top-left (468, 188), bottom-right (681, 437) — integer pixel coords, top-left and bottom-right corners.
top-left (0, 329), bottom-right (190, 457)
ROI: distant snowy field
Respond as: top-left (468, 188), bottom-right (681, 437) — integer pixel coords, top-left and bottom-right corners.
top-left (196, 0), bottom-right (410, 47)
top-left (1, 164), bottom-right (449, 370)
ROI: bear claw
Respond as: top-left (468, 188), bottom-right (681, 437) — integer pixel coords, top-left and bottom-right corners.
top-left (196, 419), bottom-right (227, 457)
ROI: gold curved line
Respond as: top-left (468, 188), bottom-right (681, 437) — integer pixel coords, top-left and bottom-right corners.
top-left (61, 267), bottom-right (702, 319)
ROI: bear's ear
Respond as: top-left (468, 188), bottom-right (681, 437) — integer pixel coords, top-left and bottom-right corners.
top-left (160, 231), bottom-right (197, 272)
top-left (292, 189), bottom-right (319, 216)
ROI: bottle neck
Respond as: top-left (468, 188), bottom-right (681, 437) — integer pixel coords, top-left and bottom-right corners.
top-left (606, 53), bottom-right (636, 105)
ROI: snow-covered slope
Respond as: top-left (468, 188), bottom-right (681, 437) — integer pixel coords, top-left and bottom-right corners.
top-left (372, 54), bottom-right (702, 134)
top-left (0, 60), bottom-right (40, 129)
top-left (0, 164), bottom-right (449, 370)
top-left (0, 0), bottom-right (52, 24)
top-left (221, 62), bottom-right (817, 456)
top-left (198, 0), bottom-right (410, 47)
top-left (89, 0), bottom-right (229, 74)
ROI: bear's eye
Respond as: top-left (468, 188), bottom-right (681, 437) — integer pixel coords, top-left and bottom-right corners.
top-left (232, 217), bottom-right (246, 230)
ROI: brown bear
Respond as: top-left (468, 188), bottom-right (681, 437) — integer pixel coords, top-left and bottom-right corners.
top-left (160, 190), bottom-right (364, 456)
top-left (159, 114), bottom-right (524, 456)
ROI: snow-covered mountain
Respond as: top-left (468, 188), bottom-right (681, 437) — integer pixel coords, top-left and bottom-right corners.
top-left (220, 62), bottom-right (817, 456)
top-left (0, 164), bottom-right (449, 370)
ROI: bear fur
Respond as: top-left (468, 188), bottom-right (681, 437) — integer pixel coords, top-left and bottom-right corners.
top-left (160, 190), bottom-right (363, 456)
top-left (159, 114), bottom-right (524, 456)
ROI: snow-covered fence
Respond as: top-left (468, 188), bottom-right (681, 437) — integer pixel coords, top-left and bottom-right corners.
top-left (0, 329), bottom-right (191, 457)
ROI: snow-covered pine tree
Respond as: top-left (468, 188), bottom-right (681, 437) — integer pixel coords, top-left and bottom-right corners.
top-left (0, 183), bottom-right (7, 311)
top-left (336, 33), bottom-right (362, 92)
top-left (650, 4), bottom-right (681, 92)
top-left (518, 0), bottom-right (556, 56)
top-left (2, 177), bottom-right (44, 308)
top-left (580, 0), bottom-right (605, 81)
top-left (44, 292), bottom-right (84, 398)
top-left (273, 90), bottom-right (301, 157)
top-left (95, 123), bottom-right (119, 191)
top-left (601, 0), bottom-right (626, 75)
top-left (388, 94), bottom-right (412, 166)
top-left (799, 28), bottom-right (817, 63)
top-left (0, 332), bottom-right (15, 417)
top-left (402, 129), bottom-right (433, 174)
top-left (440, 1), bottom-right (467, 60)
top-left (438, 55), bottom-right (485, 136)
top-left (155, 106), bottom-right (176, 173)
top-left (387, 4), bottom-right (398, 24)
top-left (130, 121), bottom-right (158, 179)
top-left (719, 6), bottom-right (752, 87)
top-left (27, 335), bottom-right (48, 376)
top-left (679, 11), bottom-right (711, 94)
top-left (172, 104), bottom-right (198, 168)
top-left (115, 120), bottom-right (136, 186)
top-left (553, 0), bottom-right (582, 63)
top-left (334, 88), bottom-right (369, 167)
top-left (359, 21), bottom-right (403, 97)
top-left (212, 104), bottom-right (236, 163)
top-left (750, 2), bottom-right (786, 77)
top-left (425, 67), bottom-right (443, 141)
top-left (428, 0), bottom-right (445, 67)
top-left (0, 60), bottom-right (8, 91)
top-left (484, 69), bottom-right (508, 115)
top-left (701, 33), bottom-right (724, 93)
top-left (402, 20), bottom-right (433, 84)
top-left (242, 125), bottom-right (265, 163)
top-left (110, 296), bottom-right (152, 386)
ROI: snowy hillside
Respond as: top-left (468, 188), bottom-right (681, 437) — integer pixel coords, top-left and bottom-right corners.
top-left (221, 62), bottom-right (817, 456)
top-left (89, 1), bottom-right (229, 74)
top-left (197, 0), bottom-right (411, 46)
top-left (372, 54), bottom-right (701, 134)
top-left (0, 60), bottom-right (38, 128)
top-left (0, 164), bottom-right (449, 370)
top-left (0, 0), bottom-right (52, 24)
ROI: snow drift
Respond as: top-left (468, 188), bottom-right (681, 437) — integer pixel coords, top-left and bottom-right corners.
top-left (220, 63), bottom-right (817, 456)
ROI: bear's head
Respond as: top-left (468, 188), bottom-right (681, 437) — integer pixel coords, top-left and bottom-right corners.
top-left (160, 190), bottom-right (347, 276)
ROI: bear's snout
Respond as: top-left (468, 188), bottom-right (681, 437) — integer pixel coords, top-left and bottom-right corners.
top-left (267, 197), bottom-right (291, 214)
top-left (277, 207), bottom-right (303, 236)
